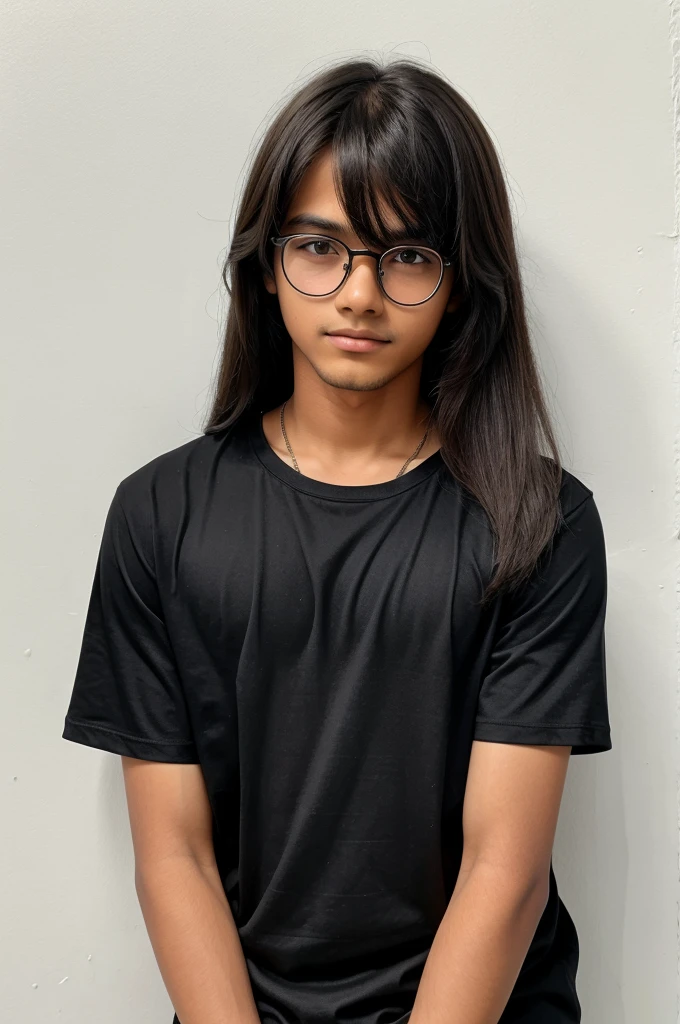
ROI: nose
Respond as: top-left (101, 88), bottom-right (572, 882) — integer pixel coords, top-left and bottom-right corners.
top-left (334, 253), bottom-right (385, 314)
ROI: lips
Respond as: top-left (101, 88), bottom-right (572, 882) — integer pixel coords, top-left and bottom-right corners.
top-left (325, 333), bottom-right (390, 353)
top-left (327, 328), bottom-right (389, 342)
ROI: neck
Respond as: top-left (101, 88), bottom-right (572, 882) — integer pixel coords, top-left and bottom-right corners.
top-left (283, 391), bottom-right (433, 457)
top-left (260, 362), bottom-right (440, 485)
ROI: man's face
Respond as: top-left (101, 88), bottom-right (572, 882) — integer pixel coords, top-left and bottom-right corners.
top-left (264, 147), bottom-right (461, 393)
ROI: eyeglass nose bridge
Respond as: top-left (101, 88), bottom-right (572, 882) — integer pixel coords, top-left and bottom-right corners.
top-left (339, 247), bottom-right (383, 288)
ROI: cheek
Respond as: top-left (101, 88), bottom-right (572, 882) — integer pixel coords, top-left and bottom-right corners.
top-left (276, 285), bottom-right (323, 341)
top-left (393, 308), bottom-right (446, 348)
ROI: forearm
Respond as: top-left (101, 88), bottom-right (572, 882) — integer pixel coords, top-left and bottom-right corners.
top-left (135, 854), bottom-right (260, 1024)
top-left (409, 863), bottom-right (549, 1024)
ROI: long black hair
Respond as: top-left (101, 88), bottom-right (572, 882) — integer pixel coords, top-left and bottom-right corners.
top-left (203, 55), bottom-right (565, 607)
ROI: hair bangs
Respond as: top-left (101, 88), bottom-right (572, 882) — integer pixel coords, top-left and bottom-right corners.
top-left (329, 97), bottom-right (454, 256)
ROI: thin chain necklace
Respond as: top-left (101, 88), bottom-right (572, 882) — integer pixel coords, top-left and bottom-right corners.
top-left (279, 400), bottom-right (431, 479)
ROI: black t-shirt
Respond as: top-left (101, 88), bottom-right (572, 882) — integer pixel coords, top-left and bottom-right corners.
top-left (62, 408), bottom-right (612, 1024)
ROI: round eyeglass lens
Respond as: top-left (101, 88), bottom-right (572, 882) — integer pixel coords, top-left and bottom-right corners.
top-left (281, 235), bottom-right (443, 304)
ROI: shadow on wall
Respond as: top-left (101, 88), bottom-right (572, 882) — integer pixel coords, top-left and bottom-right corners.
top-left (526, 236), bottom-right (661, 1024)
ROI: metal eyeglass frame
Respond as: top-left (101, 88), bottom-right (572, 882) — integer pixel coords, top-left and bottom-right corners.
top-left (270, 233), bottom-right (453, 307)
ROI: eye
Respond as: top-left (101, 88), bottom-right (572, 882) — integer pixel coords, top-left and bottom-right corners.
top-left (390, 248), bottom-right (431, 265)
top-left (297, 237), bottom-right (340, 256)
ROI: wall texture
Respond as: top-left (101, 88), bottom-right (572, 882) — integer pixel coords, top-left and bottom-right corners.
top-left (2, 2), bottom-right (677, 1021)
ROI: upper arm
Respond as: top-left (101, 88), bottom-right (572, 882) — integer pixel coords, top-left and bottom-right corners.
top-left (473, 490), bottom-right (611, 756)
top-left (459, 740), bottom-right (571, 891)
top-left (62, 484), bottom-right (198, 762)
top-left (121, 757), bottom-right (215, 873)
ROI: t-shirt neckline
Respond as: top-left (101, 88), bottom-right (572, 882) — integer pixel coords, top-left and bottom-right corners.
top-left (249, 409), bottom-right (445, 502)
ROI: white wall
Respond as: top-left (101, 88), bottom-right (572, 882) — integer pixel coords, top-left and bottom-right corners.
top-left (2, 3), bottom-right (677, 1021)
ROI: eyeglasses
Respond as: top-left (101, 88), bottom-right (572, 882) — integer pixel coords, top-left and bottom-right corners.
top-left (270, 233), bottom-right (452, 306)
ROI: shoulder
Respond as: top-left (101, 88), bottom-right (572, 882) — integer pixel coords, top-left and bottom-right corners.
top-left (548, 460), bottom-right (605, 553)
top-left (537, 459), bottom-right (606, 577)
top-left (117, 420), bottom-right (247, 503)
top-left (550, 457), bottom-right (596, 521)
top-left (113, 418), bottom-right (249, 530)
top-left (116, 434), bottom-right (209, 499)
top-left (441, 456), bottom-right (599, 532)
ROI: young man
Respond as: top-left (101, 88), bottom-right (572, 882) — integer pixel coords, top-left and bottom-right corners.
top-left (62, 57), bottom-right (612, 1024)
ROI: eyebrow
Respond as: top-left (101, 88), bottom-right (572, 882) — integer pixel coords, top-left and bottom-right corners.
top-left (282, 213), bottom-right (429, 246)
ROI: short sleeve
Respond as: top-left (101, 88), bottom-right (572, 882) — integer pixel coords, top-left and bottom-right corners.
top-left (473, 489), bottom-right (612, 755)
top-left (62, 483), bottom-right (199, 762)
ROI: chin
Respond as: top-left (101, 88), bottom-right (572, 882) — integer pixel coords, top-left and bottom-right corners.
top-left (314, 369), bottom-right (398, 393)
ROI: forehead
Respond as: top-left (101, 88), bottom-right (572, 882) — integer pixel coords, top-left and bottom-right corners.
top-left (282, 148), bottom-right (409, 239)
